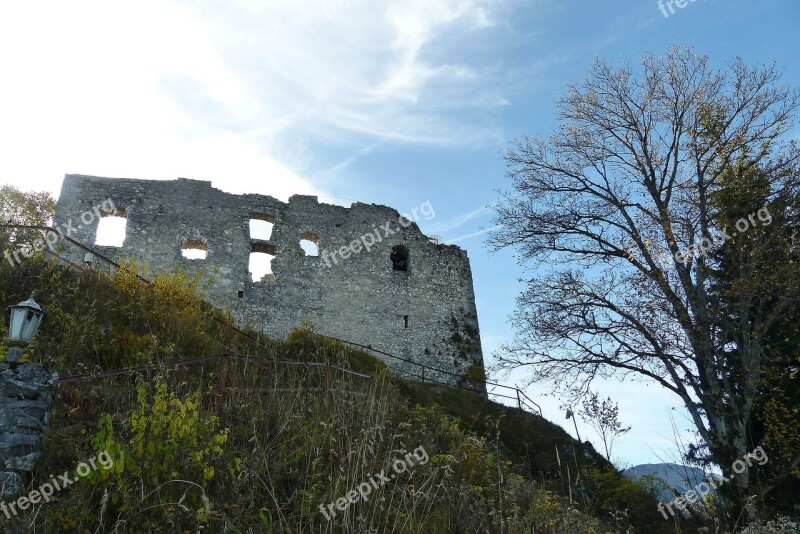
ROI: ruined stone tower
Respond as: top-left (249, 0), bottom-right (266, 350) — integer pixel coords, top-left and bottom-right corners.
top-left (54, 175), bottom-right (485, 386)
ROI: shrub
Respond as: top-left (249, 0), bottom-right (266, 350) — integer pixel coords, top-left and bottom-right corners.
top-left (86, 376), bottom-right (230, 527)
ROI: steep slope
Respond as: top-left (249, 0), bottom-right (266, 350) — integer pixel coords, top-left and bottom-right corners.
top-left (0, 253), bottom-right (670, 532)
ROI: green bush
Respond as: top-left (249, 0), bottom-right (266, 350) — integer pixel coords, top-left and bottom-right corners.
top-left (86, 376), bottom-right (230, 527)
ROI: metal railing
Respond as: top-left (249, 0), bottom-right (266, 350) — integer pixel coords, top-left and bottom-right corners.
top-left (53, 352), bottom-right (372, 433)
top-left (1, 224), bottom-right (542, 416)
top-left (1, 225), bottom-right (271, 350)
top-left (316, 335), bottom-right (541, 414)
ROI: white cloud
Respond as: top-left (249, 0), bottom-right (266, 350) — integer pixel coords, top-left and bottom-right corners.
top-left (0, 1), bottom-right (317, 200)
top-left (377, 0), bottom-right (490, 101)
top-left (175, 0), bottom-right (511, 148)
top-left (0, 0), bottom-right (517, 199)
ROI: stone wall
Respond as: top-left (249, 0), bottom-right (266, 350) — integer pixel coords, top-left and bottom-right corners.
top-left (0, 363), bottom-right (58, 497)
top-left (54, 175), bottom-right (485, 386)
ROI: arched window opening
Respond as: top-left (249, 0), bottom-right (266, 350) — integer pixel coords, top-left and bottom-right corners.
top-left (391, 245), bottom-right (409, 271)
top-left (181, 240), bottom-right (208, 260)
top-left (95, 215), bottom-right (127, 247)
top-left (299, 232), bottom-right (320, 257)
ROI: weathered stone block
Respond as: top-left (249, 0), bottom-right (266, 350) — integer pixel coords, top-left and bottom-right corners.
top-left (4, 452), bottom-right (41, 472)
top-left (0, 365), bottom-right (58, 399)
top-left (0, 470), bottom-right (23, 497)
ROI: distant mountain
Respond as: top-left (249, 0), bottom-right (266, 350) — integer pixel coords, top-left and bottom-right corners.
top-left (624, 463), bottom-right (720, 502)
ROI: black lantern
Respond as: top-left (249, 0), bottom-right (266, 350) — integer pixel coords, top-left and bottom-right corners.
top-left (6, 292), bottom-right (45, 362)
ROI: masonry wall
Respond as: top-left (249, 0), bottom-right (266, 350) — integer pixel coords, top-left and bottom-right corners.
top-left (0, 363), bottom-right (58, 498)
top-left (54, 175), bottom-right (485, 386)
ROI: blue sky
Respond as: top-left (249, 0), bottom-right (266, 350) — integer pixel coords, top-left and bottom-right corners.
top-left (1, 0), bottom-right (798, 467)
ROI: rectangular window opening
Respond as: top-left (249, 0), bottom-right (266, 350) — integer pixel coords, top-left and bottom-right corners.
top-left (249, 251), bottom-right (275, 282)
top-left (249, 213), bottom-right (275, 241)
top-left (95, 214), bottom-right (128, 247)
top-left (181, 240), bottom-right (208, 260)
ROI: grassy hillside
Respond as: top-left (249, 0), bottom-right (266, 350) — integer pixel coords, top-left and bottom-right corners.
top-left (0, 254), bottom-right (672, 533)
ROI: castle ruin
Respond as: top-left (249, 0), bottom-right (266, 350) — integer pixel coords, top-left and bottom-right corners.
top-left (54, 175), bottom-right (485, 386)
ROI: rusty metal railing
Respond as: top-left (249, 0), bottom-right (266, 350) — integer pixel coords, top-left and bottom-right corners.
top-left (2, 224), bottom-right (542, 417)
top-left (53, 352), bottom-right (372, 433)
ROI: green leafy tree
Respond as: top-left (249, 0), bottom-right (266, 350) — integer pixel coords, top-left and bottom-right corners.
top-left (0, 185), bottom-right (56, 246)
top-left (705, 157), bottom-right (800, 516)
top-left (0, 184), bottom-right (55, 225)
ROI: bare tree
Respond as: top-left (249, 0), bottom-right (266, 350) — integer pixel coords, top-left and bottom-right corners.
top-left (489, 46), bottom-right (800, 520)
top-left (578, 391), bottom-right (630, 462)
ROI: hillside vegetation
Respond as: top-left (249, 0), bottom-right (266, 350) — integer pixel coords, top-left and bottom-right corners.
top-left (0, 252), bottom-right (670, 533)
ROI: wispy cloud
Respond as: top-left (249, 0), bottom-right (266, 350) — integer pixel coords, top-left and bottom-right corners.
top-left (0, 0), bottom-right (524, 197)
top-left (313, 143), bottom-right (384, 183)
top-left (426, 205), bottom-right (494, 234)
top-left (446, 224), bottom-right (502, 244)
top-left (187, 0), bottom-right (517, 150)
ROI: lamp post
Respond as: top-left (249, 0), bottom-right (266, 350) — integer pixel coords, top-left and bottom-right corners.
top-left (5, 292), bottom-right (45, 362)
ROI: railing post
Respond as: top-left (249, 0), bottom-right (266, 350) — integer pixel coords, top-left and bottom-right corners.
top-left (217, 354), bottom-right (230, 412)
top-left (516, 389), bottom-right (522, 411)
top-left (324, 361), bottom-right (332, 399)
top-left (421, 366), bottom-right (425, 384)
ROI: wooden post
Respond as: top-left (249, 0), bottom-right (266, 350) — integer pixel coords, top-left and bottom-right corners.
top-left (517, 389), bottom-right (522, 411)
top-left (421, 366), bottom-right (425, 384)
